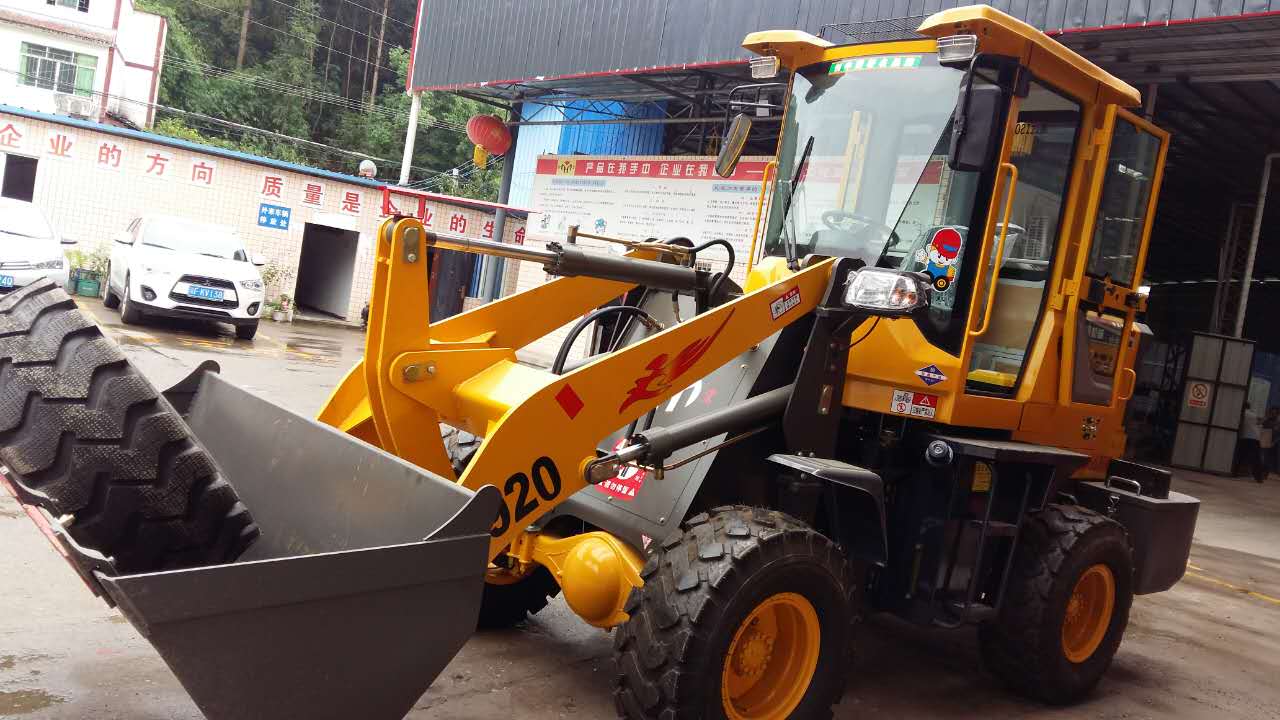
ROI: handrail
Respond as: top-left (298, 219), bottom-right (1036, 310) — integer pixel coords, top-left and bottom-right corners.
top-left (746, 160), bottom-right (777, 274)
top-left (1117, 367), bottom-right (1137, 401)
top-left (969, 162), bottom-right (1018, 338)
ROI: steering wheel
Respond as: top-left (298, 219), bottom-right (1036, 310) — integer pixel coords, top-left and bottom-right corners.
top-left (821, 210), bottom-right (900, 249)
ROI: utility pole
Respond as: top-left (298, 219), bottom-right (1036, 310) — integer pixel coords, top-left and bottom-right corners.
top-left (400, 91), bottom-right (422, 186)
top-left (368, 0), bottom-right (391, 108)
top-left (235, 0), bottom-right (251, 70)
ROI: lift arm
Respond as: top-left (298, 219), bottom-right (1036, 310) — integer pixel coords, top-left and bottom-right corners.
top-left (319, 217), bottom-right (833, 558)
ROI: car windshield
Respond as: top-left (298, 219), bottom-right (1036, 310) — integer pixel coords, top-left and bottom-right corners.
top-left (1, 204), bottom-right (54, 240)
top-left (764, 53), bottom-right (982, 269)
top-left (142, 218), bottom-right (248, 260)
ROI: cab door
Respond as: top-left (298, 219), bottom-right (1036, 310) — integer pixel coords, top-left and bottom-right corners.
top-left (961, 77), bottom-right (1084, 396)
top-left (1063, 108), bottom-right (1169, 412)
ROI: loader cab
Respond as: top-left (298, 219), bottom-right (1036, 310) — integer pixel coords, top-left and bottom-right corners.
top-left (743, 7), bottom-right (1168, 471)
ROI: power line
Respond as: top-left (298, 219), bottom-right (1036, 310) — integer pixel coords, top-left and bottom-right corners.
top-left (0, 65), bottom-right (449, 178)
top-left (257, 0), bottom-right (410, 54)
top-left (163, 55), bottom-right (469, 134)
top-left (185, 0), bottom-right (399, 77)
top-left (334, 0), bottom-right (415, 30)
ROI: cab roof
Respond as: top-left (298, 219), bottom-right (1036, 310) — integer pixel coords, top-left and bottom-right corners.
top-left (743, 4), bottom-right (1140, 107)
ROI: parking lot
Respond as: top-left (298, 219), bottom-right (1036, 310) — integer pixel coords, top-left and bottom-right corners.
top-left (1, 301), bottom-right (1278, 720)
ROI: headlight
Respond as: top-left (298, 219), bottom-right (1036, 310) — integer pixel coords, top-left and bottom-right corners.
top-left (843, 268), bottom-right (931, 316)
top-left (33, 259), bottom-right (65, 270)
top-left (240, 279), bottom-right (263, 291)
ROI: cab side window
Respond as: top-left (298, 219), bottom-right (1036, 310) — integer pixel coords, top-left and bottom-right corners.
top-left (1086, 119), bottom-right (1161, 286)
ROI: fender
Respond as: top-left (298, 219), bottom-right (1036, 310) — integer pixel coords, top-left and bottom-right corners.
top-left (767, 453), bottom-right (889, 567)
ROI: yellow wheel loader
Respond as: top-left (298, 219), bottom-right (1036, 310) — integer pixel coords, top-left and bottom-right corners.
top-left (0, 6), bottom-right (1199, 720)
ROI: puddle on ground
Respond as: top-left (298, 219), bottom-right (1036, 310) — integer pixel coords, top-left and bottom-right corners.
top-left (1, 654), bottom-right (51, 672)
top-left (0, 689), bottom-right (65, 715)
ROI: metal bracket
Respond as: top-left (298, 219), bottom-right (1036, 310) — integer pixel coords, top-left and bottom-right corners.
top-left (403, 226), bottom-right (421, 263)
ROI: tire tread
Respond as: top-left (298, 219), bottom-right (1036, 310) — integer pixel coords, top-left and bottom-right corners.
top-left (0, 279), bottom-right (259, 573)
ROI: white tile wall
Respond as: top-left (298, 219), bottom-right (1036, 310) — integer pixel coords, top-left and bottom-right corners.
top-left (0, 110), bottom-right (526, 323)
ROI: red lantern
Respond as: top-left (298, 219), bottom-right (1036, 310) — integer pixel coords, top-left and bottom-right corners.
top-left (466, 114), bottom-right (512, 156)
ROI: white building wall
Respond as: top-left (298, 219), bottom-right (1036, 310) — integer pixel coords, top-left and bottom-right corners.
top-left (0, 109), bottom-right (527, 323)
top-left (0, 0), bottom-right (165, 127)
top-left (0, 21), bottom-right (108, 116)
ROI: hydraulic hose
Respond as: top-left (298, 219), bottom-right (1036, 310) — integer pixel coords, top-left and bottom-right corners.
top-left (687, 238), bottom-right (736, 302)
top-left (551, 305), bottom-right (660, 375)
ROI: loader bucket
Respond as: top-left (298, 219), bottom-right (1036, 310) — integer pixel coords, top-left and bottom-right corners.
top-left (78, 371), bottom-right (499, 720)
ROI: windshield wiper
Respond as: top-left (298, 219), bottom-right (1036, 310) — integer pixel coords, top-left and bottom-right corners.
top-left (780, 135), bottom-right (815, 271)
top-left (198, 252), bottom-right (226, 259)
top-left (143, 242), bottom-right (174, 250)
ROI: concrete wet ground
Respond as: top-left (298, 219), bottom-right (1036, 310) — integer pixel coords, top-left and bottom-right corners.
top-left (1, 298), bottom-right (1278, 719)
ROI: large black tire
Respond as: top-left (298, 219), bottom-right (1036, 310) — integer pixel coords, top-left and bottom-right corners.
top-left (0, 279), bottom-right (259, 573)
top-left (613, 506), bottom-right (854, 720)
top-left (477, 564), bottom-right (562, 629)
top-left (979, 503), bottom-right (1133, 705)
top-left (235, 321), bottom-right (258, 341)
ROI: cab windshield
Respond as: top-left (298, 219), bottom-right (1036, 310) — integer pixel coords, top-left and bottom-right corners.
top-left (764, 53), bottom-right (992, 351)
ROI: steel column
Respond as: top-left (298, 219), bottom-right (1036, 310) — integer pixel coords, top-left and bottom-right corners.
top-left (1235, 153), bottom-right (1280, 337)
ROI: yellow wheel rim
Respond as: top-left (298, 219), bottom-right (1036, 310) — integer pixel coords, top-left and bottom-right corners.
top-left (1061, 564), bottom-right (1115, 664)
top-left (720, 592), bottom-right (821, 720)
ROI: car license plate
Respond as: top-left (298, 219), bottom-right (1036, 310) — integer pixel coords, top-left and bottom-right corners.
top-left (188, 285), bottom-right (224, 301)
top-left (0, 275), bottom-right (13, 288)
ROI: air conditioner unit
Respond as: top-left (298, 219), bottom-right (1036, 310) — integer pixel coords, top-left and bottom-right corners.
top-left (53, 93), bottom-right (97, 118)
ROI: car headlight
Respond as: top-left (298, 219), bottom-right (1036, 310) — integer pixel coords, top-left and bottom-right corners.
top-left (843, 268), bottom-right (931, 316)
top-left (240, 279), bottom-right (263, 291)
top-left (34, 259), bottom-right (65, 270)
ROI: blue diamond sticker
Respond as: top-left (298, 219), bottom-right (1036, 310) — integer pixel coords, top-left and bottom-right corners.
top-left (916, 364), bottom-right (947, 386)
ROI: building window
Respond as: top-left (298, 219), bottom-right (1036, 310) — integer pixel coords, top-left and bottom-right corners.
top-left (46, 0), bottom-right (90, 11)
top-left (18, 43), bottom-right (97, 97)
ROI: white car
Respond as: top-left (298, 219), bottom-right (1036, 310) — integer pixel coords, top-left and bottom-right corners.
top-left (0, 198), bottom-right (74, 292)
top-left (105, 216), bottom-right (267, 340)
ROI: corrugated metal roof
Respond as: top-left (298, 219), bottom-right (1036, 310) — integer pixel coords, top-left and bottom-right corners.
top-left (408, 0), bottom-right (1280, 91)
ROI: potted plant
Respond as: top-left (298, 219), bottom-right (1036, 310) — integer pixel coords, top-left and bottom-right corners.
top-left (66, 245), bottom-right (110, 297)
top-left (279, 293), bottom-right (294, 322)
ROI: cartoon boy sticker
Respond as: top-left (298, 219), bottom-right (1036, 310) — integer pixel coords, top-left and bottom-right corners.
top-left (915, 227), bottom-right (963, 291)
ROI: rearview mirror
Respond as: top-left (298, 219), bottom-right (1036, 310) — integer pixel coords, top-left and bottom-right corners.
top-left (251, 253), bottom-right (267, 267)
top-left (716, 114), bottom-right (752, 178)
top-left (948, 81), bottom-right (1003, 172)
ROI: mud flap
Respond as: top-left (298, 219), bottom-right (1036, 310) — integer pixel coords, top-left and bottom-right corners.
top-left (8, 370), bottom-right (500, 720)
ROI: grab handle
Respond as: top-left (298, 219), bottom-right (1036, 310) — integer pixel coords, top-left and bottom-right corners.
top-left (969, 162), bottom-right (1018, 338)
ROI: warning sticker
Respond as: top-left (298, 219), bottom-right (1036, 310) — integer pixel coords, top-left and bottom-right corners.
top-left (890, 389), bottom-right (939, 419)
top-left (596, 439), bottom-right (647, 501)
top-left (770, 287), bottom-right (801, 320)
top-left (1187, 381), bottom-right (1211, 409)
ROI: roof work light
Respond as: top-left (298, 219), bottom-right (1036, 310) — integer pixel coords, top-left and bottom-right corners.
top-left (749, 56), bottom-right (781, 79)
top-left (936, 34), bottom-right (979, 65)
